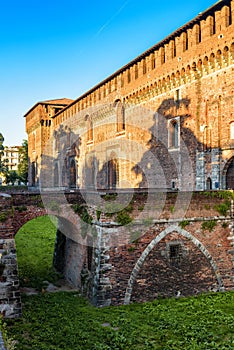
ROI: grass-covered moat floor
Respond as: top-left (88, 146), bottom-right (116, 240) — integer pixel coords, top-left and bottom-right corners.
top-left (5, 291), bottom-right (234, 350)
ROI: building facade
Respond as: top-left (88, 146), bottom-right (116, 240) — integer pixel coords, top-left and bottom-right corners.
top-left (25, 0), bottom-right (234, 192)
top-left (0, 146), bottom-right (20, 185)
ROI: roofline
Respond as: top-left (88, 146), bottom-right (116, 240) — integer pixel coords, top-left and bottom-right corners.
top-left (52, 0), bottom-right (229, 118)
top-left (23, 99), bottom-right (73, 118)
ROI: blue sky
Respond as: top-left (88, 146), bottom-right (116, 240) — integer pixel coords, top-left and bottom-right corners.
top-left (0, 0), bottom-right (216, 145)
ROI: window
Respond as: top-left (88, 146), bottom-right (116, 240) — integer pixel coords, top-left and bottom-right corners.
top-left (86, 115), bottom-right (93, 142)
top-left (169, 243), bottom-right (182, 266)
top-left (169, 119), bottom-right (179, 148)
top-left (116, 100), bottom-right (125, 133)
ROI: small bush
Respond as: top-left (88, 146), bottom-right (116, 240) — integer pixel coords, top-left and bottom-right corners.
top-left (179, 220), bottom-right (190, 229)
top-left (116, 210), bottom-right (132, 225)
top-left (102, 193), bottom-right (118, 201)
top-left (201, 220), bottom-right (217, 232)
top-left (15, 205), bottom-right (28, 212)
top-left (214, 201), bottom-right (230, 216)
top-left (138, 205), bottom-right (144, 211)
top-left (0, 212), bottom-right (7, 222)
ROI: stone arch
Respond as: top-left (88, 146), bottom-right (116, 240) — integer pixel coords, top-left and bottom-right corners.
top-left (13, 207), bottom-right (47, 235)
top-left (124, 225), bottom-right (224, 304)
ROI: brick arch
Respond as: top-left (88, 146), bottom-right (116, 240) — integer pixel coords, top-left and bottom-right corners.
top-left (124, 225), bottom-right (224, 304)
top-left (12, 206), bottom-right (47, 235)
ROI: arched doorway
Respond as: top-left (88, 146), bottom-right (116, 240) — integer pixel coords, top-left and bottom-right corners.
top-left (226, 157), bottom-right (234, 189)
top-left (206, 177), bottom-right (212, 190)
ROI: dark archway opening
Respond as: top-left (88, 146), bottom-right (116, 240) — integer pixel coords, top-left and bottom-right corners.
top-left (226, 157), bottom-right (234, 189)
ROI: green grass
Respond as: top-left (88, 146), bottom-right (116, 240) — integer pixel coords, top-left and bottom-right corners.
top-left (4, 215), bottom-right (234, 349)
top-left (15, 215), bottom-right (59, 289)
top-left (6, 291), bottom-right (234, 350)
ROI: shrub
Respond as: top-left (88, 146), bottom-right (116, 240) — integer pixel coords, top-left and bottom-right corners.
top-left (179, 220), bottom-right (190, 229)
top-left (116, 210), bottom-right (132, 225)
top-left (0, 212), bottom-right (7, 222)
top-left (15, 205), bottom-right (28, 212)
top-left (214, 201), bottom-right (230, 216)
top-left (201, 220), bottom-right (217, 232)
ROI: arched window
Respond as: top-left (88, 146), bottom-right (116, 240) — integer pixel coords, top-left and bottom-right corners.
top-left (69, 158), bottom-right (76, 188)
top-left (169, 120), bottom-right (179, 148)
top-left (230, 122), bottom-right (234, 139)
top-left (86, 115), bottom-right (93, 142)
top-left (116, 100), bottom-right (125, 133)
top-left (108, 158), bottom-right (118, 190)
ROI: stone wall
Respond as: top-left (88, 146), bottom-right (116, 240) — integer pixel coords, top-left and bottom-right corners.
top-left (57, 191), bottom-right (234, 306)
top-left (0, 239), bottom-right (21, 318)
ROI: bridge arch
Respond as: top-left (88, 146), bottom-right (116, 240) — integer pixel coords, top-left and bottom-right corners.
top-left (124, 225), bottom-right (224, 304)
top-left (12, 206), bottom-right (47, 235)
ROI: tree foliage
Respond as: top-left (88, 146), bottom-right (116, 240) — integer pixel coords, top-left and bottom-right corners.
top-left (18, 139), bottom-right (28, 184)
top-left (0, 133), bottom-right (8, 175)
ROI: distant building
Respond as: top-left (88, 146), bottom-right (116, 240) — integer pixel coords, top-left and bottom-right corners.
top-left (0, 146), bottom-right (20, 185)
top-left (3, 146), bottom-right (20, 171)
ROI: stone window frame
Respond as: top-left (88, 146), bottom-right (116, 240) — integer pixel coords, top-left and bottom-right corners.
top-left (115, 100), bottom-right (126, 135)
top-left (166, 240), bottom-right (186, 266)
top-left (168, 116), bottom-right (180, 150)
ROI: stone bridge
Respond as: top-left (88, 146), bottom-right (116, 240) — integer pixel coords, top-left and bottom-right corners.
top-left (0, 189), bottom-right (234, 317)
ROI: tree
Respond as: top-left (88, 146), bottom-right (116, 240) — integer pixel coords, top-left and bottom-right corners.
top-left (0, 133), bottom-right (8, 176)
top-left (5, 170), bottom-right (18, 185)
top-left (18, 139), bottom-right (28, 185)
